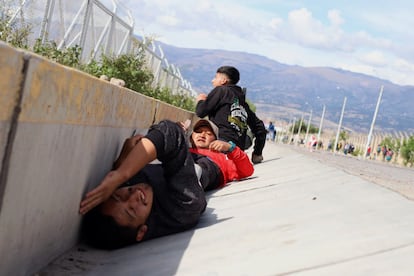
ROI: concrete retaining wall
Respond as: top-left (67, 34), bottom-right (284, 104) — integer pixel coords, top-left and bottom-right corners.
top-left (0, 42), bottom-right (196, 275)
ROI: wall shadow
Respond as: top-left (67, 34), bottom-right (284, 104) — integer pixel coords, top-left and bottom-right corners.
top-left (40, 187), bottom-right (232, 275)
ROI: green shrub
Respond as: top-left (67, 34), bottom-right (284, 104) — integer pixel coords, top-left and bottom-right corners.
top-left (152, 87), bottom-right (195, 111)
top-left (380, 136), bottom-right (401, 153)
top-left (82, 52), bottom-right (153, 94)
top-left (290, 119), bottom-right (319, 134)
top-left (33, 39), bottom-right (82, 68)
top-left (400, 136), bottom-right (414, 167)
top-left (0, 11), bottom-right (31, 48)
top-left (350, 147), bottom-right (362, 157)
top-left (81, 52), bottom-right (195, 111)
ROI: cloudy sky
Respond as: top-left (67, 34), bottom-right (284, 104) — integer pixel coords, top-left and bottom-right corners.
top-left (117, 0), bottom-right (414, 86)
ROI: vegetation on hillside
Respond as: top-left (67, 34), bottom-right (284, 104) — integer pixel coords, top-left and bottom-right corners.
top-left (290, 119), bottom-right (319, 134)
top-left (379, 137), bottom-right (401, 155)
top-left (0, 8), bottom-right (31, 48)
top-left (33, 39), bottom-right (83, 69)
top-left (400, 137), bottom-right (414, 167)
top-left (380, 136), bottom-right (414, 167)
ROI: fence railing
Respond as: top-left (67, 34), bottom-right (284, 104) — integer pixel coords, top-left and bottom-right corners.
top-left (5, 0), bottom-right (195, 96)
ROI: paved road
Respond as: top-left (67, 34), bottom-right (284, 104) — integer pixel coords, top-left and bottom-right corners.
top-left (285, 144), bottom-right (414, 200)
top-left (41, 142), bottom-right (414, 275)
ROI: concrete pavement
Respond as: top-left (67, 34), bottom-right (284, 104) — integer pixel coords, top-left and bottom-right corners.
top-left (41, 143), bottom-right (414, 275)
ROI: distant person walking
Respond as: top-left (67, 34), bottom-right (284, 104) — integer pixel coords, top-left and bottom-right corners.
top-left (375, 144), bottom-right (381, 160)
top-left (385, 148), bottom-right (393, 162)
top-left (267, 122), bottom-right (276, 142)
top-left (308, 135), bottom-right (317, 152)
top-left (382, 145), bottom-right (387, 161)
top-left (366, 145), bottom-right (371, 159)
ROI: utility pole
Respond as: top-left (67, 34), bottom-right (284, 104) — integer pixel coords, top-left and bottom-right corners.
top-left (364, 85), bottom-right (384, 159)
top-left (289, 117), bottom-right (296, 144)
top-left (334, 97), bottom-right (347, 154)
top-left (317, 104), bottom-right (326, 142)
top-left (304, 109), bottom-right (313, 144)
top-left (296, 113), bottom-right (304, 145)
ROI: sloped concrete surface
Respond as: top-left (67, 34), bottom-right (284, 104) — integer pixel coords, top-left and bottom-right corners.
top-left (40, 143), bottom-right (414, 276)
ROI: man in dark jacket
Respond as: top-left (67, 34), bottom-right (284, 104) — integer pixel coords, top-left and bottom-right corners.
top-left (80, 120), bottom-right (207, 249)
top-left (195, 66), bottom-right (266, 164)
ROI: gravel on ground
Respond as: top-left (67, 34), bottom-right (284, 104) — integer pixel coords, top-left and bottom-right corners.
top-left (283, 144), bottom-right (414, 201)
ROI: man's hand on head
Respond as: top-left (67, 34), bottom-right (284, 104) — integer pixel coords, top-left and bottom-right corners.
top-left (79, 170), bottom-right (125, 215)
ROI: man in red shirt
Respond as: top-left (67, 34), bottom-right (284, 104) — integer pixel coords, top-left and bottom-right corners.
top-left (189, 119), bottom-right (254, 191)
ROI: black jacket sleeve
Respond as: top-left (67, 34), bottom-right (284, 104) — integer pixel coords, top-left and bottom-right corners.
top-left (195, 88), bottom-right (223, 118)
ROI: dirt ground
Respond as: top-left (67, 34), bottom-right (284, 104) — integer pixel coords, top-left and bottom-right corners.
top-left (285, 144), bottom-right (414, 201)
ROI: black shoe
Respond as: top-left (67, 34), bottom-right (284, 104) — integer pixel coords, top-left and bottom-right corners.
top-left (252, 154), bottom-right (263, 164)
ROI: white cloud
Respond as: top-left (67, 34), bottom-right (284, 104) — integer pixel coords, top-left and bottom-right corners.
top-left (280, 8), bottom-right (349, 51)
top-left (328, 9), bottom-right (344, 26)
top-left (393, 58), bottom-right (414, 72)
top-left (121, 0), bottom-right (414, 85)
top-left (339, 63), bottom-right (379, 78)
top-left (195, 0), bottom-right (214, 12)
top-left (157, 14), bottom-right (180, 27)
top-left (269, 17), bottom-right (283, 30)
top-left (358, 51), bottom-right (387, 67)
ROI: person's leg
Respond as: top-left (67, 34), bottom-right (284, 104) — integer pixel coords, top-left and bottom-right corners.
top-left (192, 154), bottom-right (222, 191)
top-left (252, 131), bottom-right (266, 164)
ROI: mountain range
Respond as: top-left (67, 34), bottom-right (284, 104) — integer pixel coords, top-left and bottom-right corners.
top-left (158, 42), bottom-right (414, 134)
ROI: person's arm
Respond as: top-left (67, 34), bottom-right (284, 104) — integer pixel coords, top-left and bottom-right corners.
top-left (79, 138), bottom-right (157, 214)
top-left (208, 140), bottom-right (254, 180)
top-left (226, 146), bottom-right (254, 179)
top-left (196, 93), bottom-right (207, 103)
top-left (112, 134), bottom-right (145, 169)
top-left (195, 88), bottom-right (221, 118)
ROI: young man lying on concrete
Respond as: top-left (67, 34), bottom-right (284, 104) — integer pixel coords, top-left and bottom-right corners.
top-left (79, 119), bottom-right (253, 249)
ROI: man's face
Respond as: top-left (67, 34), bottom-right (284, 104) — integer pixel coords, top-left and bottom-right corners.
top-left (192, 126), bottom-right (216, 148)
top-left (100, 183), bottom-right (154, 229)
top-left (211, 72), bottom-right (229, 87)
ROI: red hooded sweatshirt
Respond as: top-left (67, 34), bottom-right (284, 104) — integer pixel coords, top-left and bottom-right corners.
top-left (189, 146), bottom-right (254, 188)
